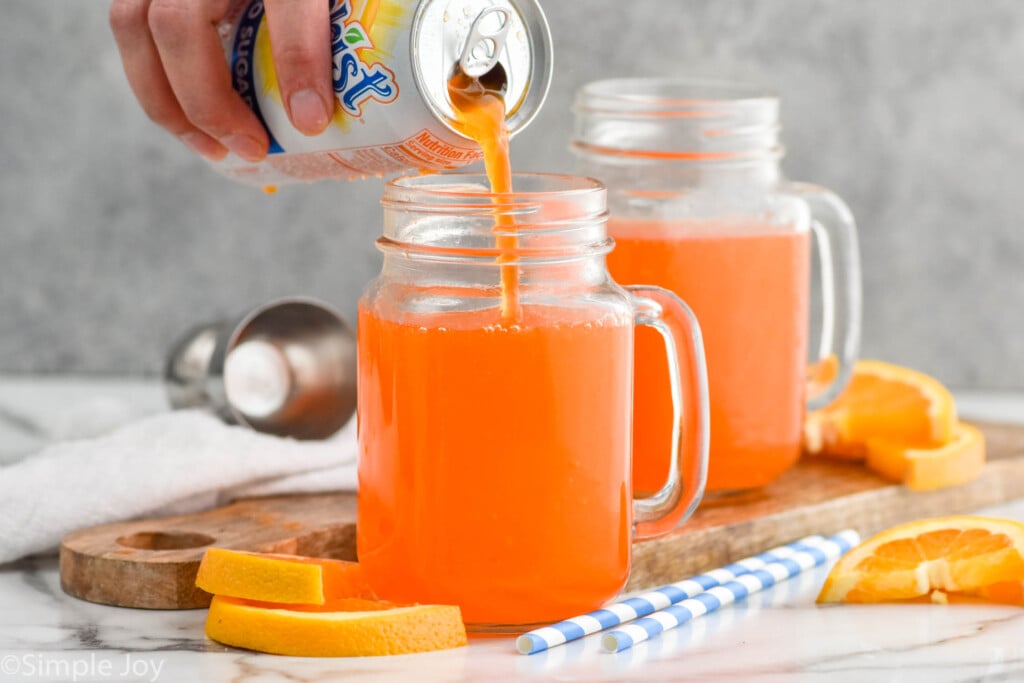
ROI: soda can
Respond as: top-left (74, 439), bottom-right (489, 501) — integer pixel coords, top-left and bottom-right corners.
top-left (215, 0), bottom-right (552, 185)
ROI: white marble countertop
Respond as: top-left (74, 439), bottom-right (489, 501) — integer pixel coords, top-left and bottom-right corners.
top-left (1, 378), bottom-right (1023, 683)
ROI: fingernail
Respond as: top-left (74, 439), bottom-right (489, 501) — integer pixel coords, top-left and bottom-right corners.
top-left (288, 89), bottom-right (331, 135)
top-left (222, 134), bottom-right (267, 162)
top-left (180, 132), bottom-right (227, 161)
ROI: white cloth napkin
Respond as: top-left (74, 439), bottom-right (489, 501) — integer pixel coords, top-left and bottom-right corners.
top-left (0, 408), bottom-right (358, 564)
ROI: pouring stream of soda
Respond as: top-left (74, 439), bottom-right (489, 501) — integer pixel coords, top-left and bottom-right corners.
top-left (447, 22), bottom-right (519, 321)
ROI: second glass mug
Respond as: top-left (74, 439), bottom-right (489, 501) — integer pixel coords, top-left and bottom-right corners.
top-left (356, 173), bottom-right (709, 629)
top-left (573, 78), bottom-right (863, 495)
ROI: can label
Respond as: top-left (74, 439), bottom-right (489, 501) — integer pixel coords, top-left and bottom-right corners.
top-left (221, 0), bottom-right (485, 183)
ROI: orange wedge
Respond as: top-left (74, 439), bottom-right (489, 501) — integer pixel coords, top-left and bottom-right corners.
top-left (195, 548), bottom-right (375, 605)
top-left (866, 422), bottom-right (986, 491)
top-left (205, 596), bottom-right (467, 656)
top-left (970, 581), bottom-right (1024, 606)
top-left (818, 516), bottom-right (1024, 604)
top-left (804, 360), bottom-right (957, 459)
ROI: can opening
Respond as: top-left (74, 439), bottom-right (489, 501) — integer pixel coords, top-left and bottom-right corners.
top-left (451, 61), bottom-right (508, 98)
top-left (411, 0), bottom-right (551, 139)
top-left (477, 62), bottom-right (508, 96)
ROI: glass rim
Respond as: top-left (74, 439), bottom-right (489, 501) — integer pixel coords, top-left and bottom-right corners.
top-left (379, 173), bottom-right (611, 263)
top-left (384, 172), bottom-right (606, 204)
top-left (576, 77), bottom-right (778, 112)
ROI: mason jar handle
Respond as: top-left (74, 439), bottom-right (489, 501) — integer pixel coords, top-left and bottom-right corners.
top-left (626, 286), bottom-right (709, 539)
top-left (785, 183), bottom-right (863, 409)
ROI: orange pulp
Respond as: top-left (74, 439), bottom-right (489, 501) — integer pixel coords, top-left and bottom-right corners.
top-left (607, 219), bottom-right (811, 492)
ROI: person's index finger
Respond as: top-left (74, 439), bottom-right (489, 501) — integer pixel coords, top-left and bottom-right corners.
top-left (110, 0), bottom-right (229, 160)
top-left (148, 0), bottom-right (269, 161)
top-left (263, 0), bottom-right (333, 136)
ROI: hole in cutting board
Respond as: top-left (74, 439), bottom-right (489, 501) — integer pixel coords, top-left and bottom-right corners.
top-left (116, 531), bottom-right (215, 551)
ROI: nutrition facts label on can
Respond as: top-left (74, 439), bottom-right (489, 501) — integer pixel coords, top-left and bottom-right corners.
top-left (332, 129), bottom-right (484, 176)
top-left (254, 129), bottom-right (484, 182)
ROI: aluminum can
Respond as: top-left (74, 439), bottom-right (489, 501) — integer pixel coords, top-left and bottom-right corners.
top-left (215, 0), bottom-right (552, 185)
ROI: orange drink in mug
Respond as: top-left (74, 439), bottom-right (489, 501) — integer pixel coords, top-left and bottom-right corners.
top-left (357, 174), bottom-right (709, 629)
top-left (574, 79), bottom-right (861, 498)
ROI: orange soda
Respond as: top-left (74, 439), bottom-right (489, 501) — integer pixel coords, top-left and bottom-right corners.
top-left (608, 221), bottom-right (811, 492)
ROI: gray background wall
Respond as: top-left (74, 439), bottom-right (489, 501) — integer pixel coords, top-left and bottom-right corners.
top-left (3, 0), bottom-right (1023, 387)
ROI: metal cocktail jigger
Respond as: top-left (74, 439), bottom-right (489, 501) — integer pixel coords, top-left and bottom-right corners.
top-left (164, 298), bottom-right (357, 440)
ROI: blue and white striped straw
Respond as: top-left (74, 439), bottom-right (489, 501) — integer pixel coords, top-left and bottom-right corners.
top-left (600, 529), bottom-right (861, 653)
top-left (517, 533), bottom-right (839, 655)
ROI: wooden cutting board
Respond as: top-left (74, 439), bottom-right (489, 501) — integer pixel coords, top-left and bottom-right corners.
top-left (60, 421), bottom-right (1024, 609)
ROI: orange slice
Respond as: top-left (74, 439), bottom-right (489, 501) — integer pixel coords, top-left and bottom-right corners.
top-left (866, 422), bottom-right (986, 491)
top-left (231, 597), bottom-right (400, 613)
top-left (970, 581), bottom-right (1024, 606)
top-left (195, 548), bottom-right (375, 605)
top-left (804, 360), bottom-right (957, 459)
top-left (818, 516), bottom-right (1024, 604)
top-left (205, 596), bottom-right (467, 656)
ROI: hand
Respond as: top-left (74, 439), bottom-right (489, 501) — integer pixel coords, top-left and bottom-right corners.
top-left (109, 0), bottom-right (335, 162)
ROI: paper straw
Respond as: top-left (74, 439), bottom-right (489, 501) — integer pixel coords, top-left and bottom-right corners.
top-left (517, 533), bottom-right (834, 655)
top-left (600, 529), bottom-right (861, 653)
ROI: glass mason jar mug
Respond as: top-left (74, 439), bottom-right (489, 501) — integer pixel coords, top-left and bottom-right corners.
top-left (357, 173), bottom-right (709, 629)
top-left (573, 78), bottom-right (862, 494)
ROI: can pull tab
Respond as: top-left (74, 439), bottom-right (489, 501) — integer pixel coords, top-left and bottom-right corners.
top-left (458, 6), bottom-right (512, 78)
